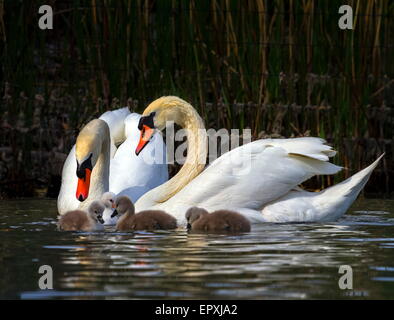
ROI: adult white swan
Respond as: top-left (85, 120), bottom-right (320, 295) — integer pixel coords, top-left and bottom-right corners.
top-left (57, 108), bottom-right (168, 221)
top-left (133, 96), bottom-right (383, 226)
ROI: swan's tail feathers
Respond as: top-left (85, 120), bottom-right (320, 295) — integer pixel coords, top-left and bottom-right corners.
top-left (260, 154), bottom-right (384, 223)
top-left (323, 154), bottom-right (384, 198)
top-left (315, 153), bottom-right (384, 221)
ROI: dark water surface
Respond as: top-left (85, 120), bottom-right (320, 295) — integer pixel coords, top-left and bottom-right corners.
top-left (0, 198), bottom-right (394, 299)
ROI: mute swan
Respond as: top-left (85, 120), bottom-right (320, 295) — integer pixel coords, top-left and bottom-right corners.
top-left (58, 108), bottom-right (131, 214)
top-left (57, 109), bottom-right (168, 223)
top-left (133, 96), bottom-right (383, 226)
top-left (57, 200), bottom-right (105, 232)
top-left (111, 196), bottom-right (177, 231)
top-left (185, 207), bottom-right (251, 232)
top-left (109, 113), bottom-right (168, 199)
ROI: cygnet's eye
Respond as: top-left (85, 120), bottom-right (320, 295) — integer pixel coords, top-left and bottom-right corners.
top-left (94, 210), bottom-right (97, 213)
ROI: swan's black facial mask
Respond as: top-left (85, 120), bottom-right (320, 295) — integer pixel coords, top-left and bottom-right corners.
top-left (76, 154), bottom-right (93, 179)
top-left (137, 112), bottom-right (156, 131)
top-left (136, 112), bottom-right (156, 155)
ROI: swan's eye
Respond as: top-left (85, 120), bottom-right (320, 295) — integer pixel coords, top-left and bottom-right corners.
top-left (110, 199), bottom-right (113, 203)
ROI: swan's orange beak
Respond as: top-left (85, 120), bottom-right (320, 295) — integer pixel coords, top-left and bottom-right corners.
top-left (76, 168), bottom-right (91, 202)
top-left (135, 125), bottom-right (154, 155)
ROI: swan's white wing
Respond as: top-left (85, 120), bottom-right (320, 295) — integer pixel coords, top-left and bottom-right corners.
top-left (160, 137), bottom-right (341, 224)
top-left (261, 137), bottom-right (337, 161)
top-left (109, 113), bottom-right (168, 203)
top-left (99, 107), bottom-right (131, 157)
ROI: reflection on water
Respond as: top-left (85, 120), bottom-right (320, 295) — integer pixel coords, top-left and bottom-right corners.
top-left (0, 198), bottom-right (394, 299)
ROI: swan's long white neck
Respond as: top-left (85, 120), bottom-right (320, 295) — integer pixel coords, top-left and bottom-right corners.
top-left (135, 97), bottom-right (207, 210)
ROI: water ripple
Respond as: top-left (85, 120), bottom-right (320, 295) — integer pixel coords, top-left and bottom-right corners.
top-left (0, 198), bottom-right (394, 299)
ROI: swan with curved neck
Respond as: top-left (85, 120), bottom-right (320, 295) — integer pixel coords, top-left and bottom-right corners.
top-left (135, 96), bottom-right (208, 206)
top-left (134, 96), bottom-right (383, 226)
top-left (75, 119), bottom-right (111, 211)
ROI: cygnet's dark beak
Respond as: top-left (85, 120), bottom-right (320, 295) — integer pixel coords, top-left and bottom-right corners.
top-left (187, 223), bottom-right (192, 230)
top-left (111, 209), bottom-right (119, 218)
top-left (97, 215), bottom-right (104, 224)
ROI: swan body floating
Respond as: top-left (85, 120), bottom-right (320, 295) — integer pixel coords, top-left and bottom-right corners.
top-left (133, 96), bottom-right (383, 226)
top-left (57, 108), bottom-right (168, 224)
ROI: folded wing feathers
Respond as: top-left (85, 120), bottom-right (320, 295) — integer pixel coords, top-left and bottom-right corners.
top-left (264, 137), bottom-right (337, 161)
top-left (99, 107), bottom-right (131, 146)
top-left (263, 137), bottom-right (341, 175)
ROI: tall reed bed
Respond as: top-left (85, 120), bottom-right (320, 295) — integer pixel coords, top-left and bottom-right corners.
top-left (1, 0), bottom-right (393, 196)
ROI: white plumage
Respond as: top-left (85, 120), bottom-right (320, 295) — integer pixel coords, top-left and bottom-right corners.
top-left (133, 96), bottom-right (383, 227)
top-left (57, 108), bottom-right (168, 224)
top-left (135, 137), bottom-right (344, 224)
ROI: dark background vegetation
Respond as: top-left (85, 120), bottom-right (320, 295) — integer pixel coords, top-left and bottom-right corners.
top-left (0, 0), bottom-right (393, 199)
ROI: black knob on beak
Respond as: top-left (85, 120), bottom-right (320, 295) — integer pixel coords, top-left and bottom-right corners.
top-left (111, 209), bottom-right (119, 218)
